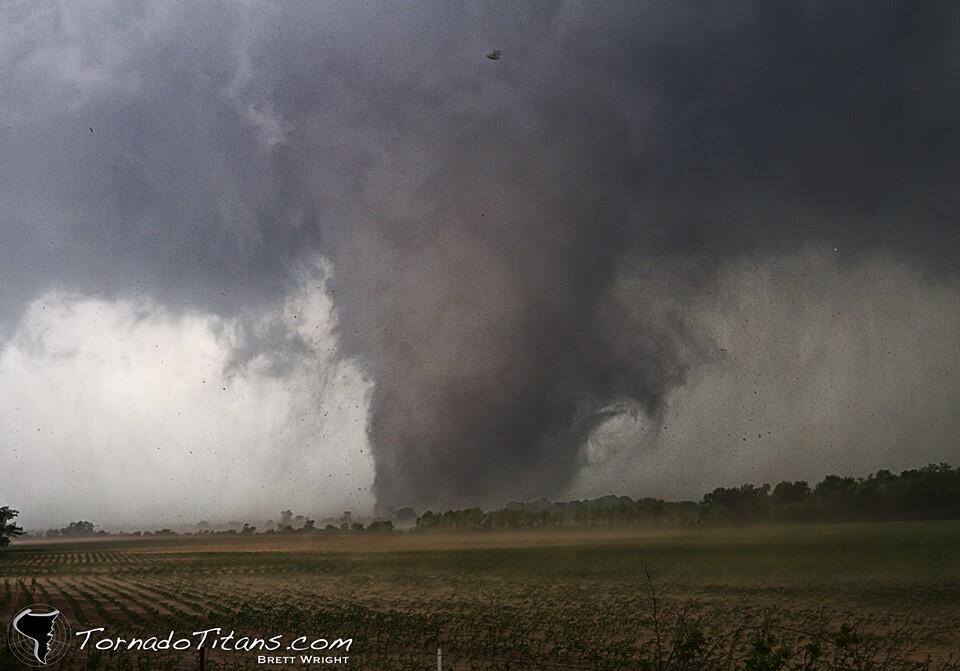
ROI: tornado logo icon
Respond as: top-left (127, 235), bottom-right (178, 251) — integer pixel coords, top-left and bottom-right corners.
top-left (7, 604), bottom-right (71, 666)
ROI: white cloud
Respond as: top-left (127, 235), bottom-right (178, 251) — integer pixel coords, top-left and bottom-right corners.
top-left (0, 269), bottom-right (374, 530)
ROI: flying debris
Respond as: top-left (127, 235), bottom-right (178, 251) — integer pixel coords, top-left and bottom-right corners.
top-left (486, 50), bottom-right (501, 61)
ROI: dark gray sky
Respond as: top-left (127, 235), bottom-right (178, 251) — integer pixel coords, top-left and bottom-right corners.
top-left (1, 1), bottom-right (959, 527)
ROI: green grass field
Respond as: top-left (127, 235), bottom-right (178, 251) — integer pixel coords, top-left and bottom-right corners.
top-left (2, 521), bottom-right (959, 669)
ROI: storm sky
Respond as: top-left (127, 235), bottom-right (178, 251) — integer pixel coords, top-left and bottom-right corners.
top-left (1, 1), bottom-right (959, 528)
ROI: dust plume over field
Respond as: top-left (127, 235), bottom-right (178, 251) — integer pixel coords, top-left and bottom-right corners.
top-left (1, 2), bottom-right (960, 523)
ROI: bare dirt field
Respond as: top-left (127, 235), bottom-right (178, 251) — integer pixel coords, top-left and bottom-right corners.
top-left (2, 522), bottom-right (959, 669)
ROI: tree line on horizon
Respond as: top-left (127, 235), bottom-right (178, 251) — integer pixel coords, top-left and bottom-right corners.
top-left (415, 463), bottom-right (960, 530)
top-left (4, 463), bottom-right (960, 545)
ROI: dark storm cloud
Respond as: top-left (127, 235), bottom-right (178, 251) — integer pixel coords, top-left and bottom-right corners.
top-left (2, 1), bottom-right (959, 510)
top-left (0, 2), bottom-right (313, 326)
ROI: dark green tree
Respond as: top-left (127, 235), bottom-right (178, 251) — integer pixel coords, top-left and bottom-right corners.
top-left (60, 520), bottom-right (96, 536)
top-left (1, 506), bottom-right (25, 547)
top-left (771, 481), bottom-right (811, 505)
